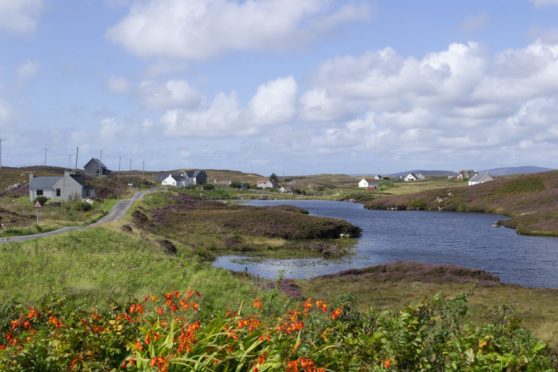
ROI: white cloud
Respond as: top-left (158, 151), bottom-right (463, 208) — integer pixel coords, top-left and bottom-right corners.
top-left (283, 39), bottom-right (558, 164)
top-left (249, 76), bottom-right (297, 125)
top-left (107, 0), bottom-right (371, 60)
top-left (161, 92), bottom-right (245, 136)
top-left (159, 75), bottom-right (299, 136)
top-left (107, 77), bottom-right (130, 94)
top-left (0, 0), bottom-right (43, 34)
top-left (139, 79), bottom-right (201, 109)
top-left (531, 0), bottom-right (558, 7)
top-left (16, 60), bottom-right (40, 85)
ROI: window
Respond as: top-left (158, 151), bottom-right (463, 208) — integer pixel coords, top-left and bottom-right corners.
top-left (37, 190), bottom-right (43, 196)
top-left (56, 188), bottom-right (61, 197)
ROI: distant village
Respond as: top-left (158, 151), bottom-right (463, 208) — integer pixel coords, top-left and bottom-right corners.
top-left (25, 155), bottom-right (496, 204)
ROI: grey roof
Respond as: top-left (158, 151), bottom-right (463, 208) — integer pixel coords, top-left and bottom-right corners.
top-left (85, 158), bottom-right (108, 169)
top-left (29, 176), bottom-right (61, 190)
top-left (470, 173), bottom-right (494, 183)
top-left (185, 169), bottom-right (206, 178)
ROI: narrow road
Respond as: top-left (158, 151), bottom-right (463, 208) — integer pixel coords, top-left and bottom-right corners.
top-left (0, 188), bottom-right (157, 245)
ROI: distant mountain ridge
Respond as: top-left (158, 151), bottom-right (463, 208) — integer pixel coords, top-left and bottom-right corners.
top-left (480, 166), bottom-right (553, 176)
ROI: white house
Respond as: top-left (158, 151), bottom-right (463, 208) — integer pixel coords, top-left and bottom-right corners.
top-left (257, 179), bottom-right (278, 189)
top-left (161, 170), bottom-right (208, 187)
top-left (404, 173), bottom-right (418, 182)
top-left (358, 178), bottom-right (377, 189)
top-left (468, 173), bottom-right (494, 186)
top-left (404, 173), bottom-right (425, 182)
top-left (162, 174), bottom-right (185, 187)
top-left (279, 186), bottom-right (294, 194)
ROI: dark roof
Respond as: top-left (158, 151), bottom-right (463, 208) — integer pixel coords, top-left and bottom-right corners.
top-left (185, 169), bottom-right (206, 178)
top-left (29, 176), bottom-right (61, 190)
top-left (84, 158), bottom-right (108, 169)
top-left (70, 174), bottom-right (86, 186)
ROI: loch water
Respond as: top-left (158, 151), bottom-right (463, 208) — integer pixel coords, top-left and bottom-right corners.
top-left (213, 200), bottom-right (558, 288)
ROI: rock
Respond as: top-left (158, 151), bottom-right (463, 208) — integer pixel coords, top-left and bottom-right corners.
top-left (121, 224), bottom-right (133, 233)
top-left (158, 239), bottom-right (177, 256)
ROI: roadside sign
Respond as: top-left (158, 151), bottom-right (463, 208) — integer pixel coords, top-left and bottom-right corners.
top-left (34, 202), bottom-right (42, 209)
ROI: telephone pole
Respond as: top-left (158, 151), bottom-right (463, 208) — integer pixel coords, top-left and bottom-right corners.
top-left (75, 147), bottom-right (79, 172)
top-left (100, 150), bottom-right (103, 161)
top-left (129, 159), bottom-right (132, 173)
top-left (118, 156), bottom-right (122, 181)
top-left (142, 160), bottom-right (145, 179)
top-left (0, 138), bottom-right (5, 168)
top-left (43, 148), bottom-right (49, 166)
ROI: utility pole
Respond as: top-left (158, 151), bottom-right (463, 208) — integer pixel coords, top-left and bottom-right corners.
top-left (43, 148), bottom-right (49, 166)
top-left (100, 150), bottom-right (103, 161)
top-left (0, 138), bottom-right (5, 169)
top-left (142, 161), bottom-right (145, 179)
top-left (129, 159), bottom-right (132, 173)
top-left (75, 147), bottom-right (79, 172)
top-left (118, 156), bottom-right (122, 181)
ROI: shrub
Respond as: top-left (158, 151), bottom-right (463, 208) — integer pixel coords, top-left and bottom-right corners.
top-left (0, 292), bottom-right (554, 371)
top-left (33, 196), bottom-right (48, 206)
top-left (73, 201), bottom-right (93, 212)
top-left (408, 199), bottom-right (428, 210)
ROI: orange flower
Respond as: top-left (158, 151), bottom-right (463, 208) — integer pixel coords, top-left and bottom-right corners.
top-left (133, 341), bottom-right (143, 351)
top-left (48, 316), bottom-right (62, 328)
top-left (27, 308), bottom-right (39, 320)
top-left (10, 319), bottom-right (20, 330)
top-left (192, 303), bottom-right (199, 312)
top-left (23, 321), bottom-right (32, 330)
top-left (0, 344), bottom-right (6, 350)
top-left (331, 308), bottom-right (342, 320)
top-left (70, 355), bottom-right (79, 371)
top-left (253, 298), bottom-right (263, 309)
top-left (303, 298), bottom-right (313, 314)
top-left (150, 356), bottom-right (169, 372)
top-left (156, 307), bottom-right (165, 316)
top-left (129, 304), bottom-right (144, 314)
top-left (383, 358), bottom-right (392, 369)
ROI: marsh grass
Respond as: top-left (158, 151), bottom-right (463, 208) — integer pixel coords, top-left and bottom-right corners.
top-left (0, 228), bottom-right (275, 311)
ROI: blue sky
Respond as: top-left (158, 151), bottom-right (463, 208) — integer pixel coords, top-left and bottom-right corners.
top-left (1, 0), bottom-right (558, 175)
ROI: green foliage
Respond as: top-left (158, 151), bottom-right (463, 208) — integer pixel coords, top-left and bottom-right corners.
top-left (33, 196), bottom-right (48, 206)
top-left (408, 199), bottom-right (428, 210)
top-left (269, 173), bottom-right (279, 183)
top-left (0, 292), bottom-right (554, 370)
top-left (498, 177), bottom-right (545, 194)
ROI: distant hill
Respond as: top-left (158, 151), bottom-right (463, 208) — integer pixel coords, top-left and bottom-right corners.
top-left (480, 166), bottom-right (553, 177)
top-left (389, 170), bottom-right (457, 178)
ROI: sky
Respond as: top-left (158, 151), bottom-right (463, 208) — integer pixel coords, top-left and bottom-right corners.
top-left (1, 0), bottom-right (558, 175)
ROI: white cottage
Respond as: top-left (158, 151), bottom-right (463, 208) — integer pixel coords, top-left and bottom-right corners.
top-left (257, 180), bottom-right (278, 189)
top-left (358, 178), bottom-right (377, 188)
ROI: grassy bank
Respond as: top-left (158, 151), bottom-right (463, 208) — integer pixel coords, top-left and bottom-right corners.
top-left (365, 171), bottom-right (558, 236)
top-left (0, 228), bottom-right (273, 311)
top-left (297, 262), bottom-right (558, 349)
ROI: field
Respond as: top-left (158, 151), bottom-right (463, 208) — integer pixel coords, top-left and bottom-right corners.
top-left (365, 171), bottom-right (558, 236)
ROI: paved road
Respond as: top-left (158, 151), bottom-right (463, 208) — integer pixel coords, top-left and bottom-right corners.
top-left (0, 188), bottom-right (156, 245)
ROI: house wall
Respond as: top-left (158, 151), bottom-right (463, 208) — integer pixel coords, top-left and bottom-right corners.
top-left (85, 163), bottom-right (102, 177)
top-left (54, 176), bottom-right (84, 201)
top-left (162, 176), bottom-right (177, 186)
top-left (358, 179), bottom-right (369, 188)
top-left (29, 189), bottom-right (57, 201)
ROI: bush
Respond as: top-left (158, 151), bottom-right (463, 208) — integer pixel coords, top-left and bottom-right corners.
top-left (0, 292), bottom-right (554, 370)
top-left (73, 201), bottom-right (93, 212)
top-left (33, 196), bottom-right (48, 206)
top-left (202, 183), bottom-right (215, 191)
top-left (408, 199), bottom-right (428, 210)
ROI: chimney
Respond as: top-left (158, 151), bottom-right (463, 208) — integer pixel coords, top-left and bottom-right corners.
top-left (29, 173), bottom-right (34, 183)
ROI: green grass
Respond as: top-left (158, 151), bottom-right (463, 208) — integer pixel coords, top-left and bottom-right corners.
top-left (0, 228), bottom-right (274, 311)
